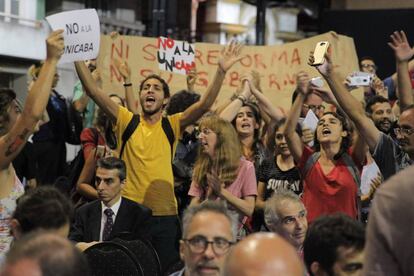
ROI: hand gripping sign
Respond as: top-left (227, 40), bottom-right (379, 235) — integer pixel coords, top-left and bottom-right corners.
top-left (46, 9), bottom-right (100, 64)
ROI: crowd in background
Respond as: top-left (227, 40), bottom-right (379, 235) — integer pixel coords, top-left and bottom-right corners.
top-left (0, 28), bottom-right (414, 276)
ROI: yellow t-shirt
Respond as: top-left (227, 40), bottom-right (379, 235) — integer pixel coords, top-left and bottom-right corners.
top-left (115, 106), bottom-right (182, 216)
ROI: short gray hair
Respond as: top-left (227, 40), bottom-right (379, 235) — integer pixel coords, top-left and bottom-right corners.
top-left (182, 201), bottom-right (238, 241)
top-left (264, 189), bottom-right (304, 231)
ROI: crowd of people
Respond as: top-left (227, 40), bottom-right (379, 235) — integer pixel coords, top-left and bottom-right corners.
top-left (0, 28), bottom-right (413, 275)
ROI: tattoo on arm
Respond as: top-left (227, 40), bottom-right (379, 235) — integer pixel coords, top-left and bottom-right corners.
top-left (5, 129), bottom-right (30, 157)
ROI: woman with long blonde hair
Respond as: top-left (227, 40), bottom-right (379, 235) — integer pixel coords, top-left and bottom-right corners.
top-left (189, 115), bottom-right (257, 228)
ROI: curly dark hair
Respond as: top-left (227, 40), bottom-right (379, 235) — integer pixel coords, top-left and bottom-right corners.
top-left (313, 111), bottom-right (352, 160)
top-left (303, 214), bottom-right (365, 276)
top-left (365, 95), bottom-right (389, 114)
top-left (139, 74), bottom-right (170, 98)
top-left (165, 89), bottom-right (200, 115)
top-left (13, 186), bottom-right (73, 235)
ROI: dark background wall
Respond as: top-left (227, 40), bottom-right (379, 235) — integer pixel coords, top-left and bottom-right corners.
top-left (321, 9), bottom-right (414, 78)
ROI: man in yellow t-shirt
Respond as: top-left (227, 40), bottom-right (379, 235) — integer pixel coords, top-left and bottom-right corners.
top-left (74, 40), bottom-right (243, 272)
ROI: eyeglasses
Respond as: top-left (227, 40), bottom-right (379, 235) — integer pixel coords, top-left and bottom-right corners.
top-left (182, 236), bottom-right (234, 255)
top-left (360, 64), bottom-right (378, 70)
top-left (394, 127), bottom-right (414, 136)
top-left (303, 104), bottom-right (325, 112)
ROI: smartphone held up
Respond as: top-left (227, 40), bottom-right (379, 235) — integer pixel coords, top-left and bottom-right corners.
top-left (312, 41), bottom-right (330, 66)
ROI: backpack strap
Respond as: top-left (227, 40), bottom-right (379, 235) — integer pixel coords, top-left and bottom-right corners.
top-left (341, 153), bottom-right (361, 194)
top-left (119, 115), bottom-right (175, 160)
top-left (120, 115), bottom-right (140, 158)
top-left (161, 117), bottom-right (175, 161)
top-left (303, 151), bottom-right (362, 222)
top-left (302, 152), bottom-right (321, 179)
top-left (341, 153), bottom-right (363, 222)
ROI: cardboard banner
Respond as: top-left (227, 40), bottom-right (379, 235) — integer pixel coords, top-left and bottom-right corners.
top-left (98, 32), bottom-right (362, 111)
top-left (46, 9), bottom-right (100, 64)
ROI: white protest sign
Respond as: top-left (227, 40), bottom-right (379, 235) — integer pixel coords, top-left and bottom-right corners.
top-left (46, 9), bottom-right (100, 64)
top-left (302, 109), bottom-right (319, 147)
top-left (302, 109), bottom-right (319, 133)
top-left (157, 36), bottom-right (195, 75)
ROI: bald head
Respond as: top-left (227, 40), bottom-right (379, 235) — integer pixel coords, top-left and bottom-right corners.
top-left (222, 233), bottom-right (304, 276)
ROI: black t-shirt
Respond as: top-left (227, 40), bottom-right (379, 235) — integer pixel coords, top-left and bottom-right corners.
top-left (257, 156), bottom-right (302, 200)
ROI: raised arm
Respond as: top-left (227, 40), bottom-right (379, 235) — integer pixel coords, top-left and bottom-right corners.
top-left (249, 81), bottom-right (284, 122)
top-left (180, 40), bottom-right (243, 129)
top-left (113, 59), bottom-right (138, 114)
top-left (219, 80), bottom-right (251, 122)
top-left (0, 30), bottom-right (63, 169)
top-left (388, 30), bottom-right (414, 110)
top-left (74, 61), bottom-right (119, 122)
top-left (283, 72), bottom-right (309, 163)
top-left (310, 51), bottom-right (381, 152)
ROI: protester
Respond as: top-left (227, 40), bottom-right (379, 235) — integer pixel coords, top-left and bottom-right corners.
top-left (312, 30), bottom-right (414, 181)
top-left (0, 30), bottom-right (63, 262)
top-left (75, 39), bottom-right (244, 271)
top-left (189, 115), bottom-right (257, 237)
top-left (29, 61), bottom-right (68, 186)
top-left (284, 71), bottom-right (365, 223)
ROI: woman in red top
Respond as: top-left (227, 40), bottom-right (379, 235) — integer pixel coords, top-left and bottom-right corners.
top-left (284, 71), bottom-right (365, 223)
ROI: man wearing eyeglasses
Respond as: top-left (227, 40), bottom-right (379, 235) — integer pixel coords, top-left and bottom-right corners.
top-left (171, 201), bottom-right (237, 276)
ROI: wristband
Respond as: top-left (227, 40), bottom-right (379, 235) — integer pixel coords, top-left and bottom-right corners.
top-left (123, 83), bottom-right (132, 87)
top-left (236, 95), bottom-right (247, 105)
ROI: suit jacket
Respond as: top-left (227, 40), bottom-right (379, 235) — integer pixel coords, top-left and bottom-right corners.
top-left (69, 197), bottom-right (152, 243)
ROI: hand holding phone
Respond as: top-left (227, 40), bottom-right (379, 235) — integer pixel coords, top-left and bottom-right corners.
top-left (312, 41), bottom-right (330, 66)
top-left (95, 145), bottom-right (106, 159)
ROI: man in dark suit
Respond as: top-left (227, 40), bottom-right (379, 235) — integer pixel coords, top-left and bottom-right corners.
top-left (69, 157), bottom-right (152, 251)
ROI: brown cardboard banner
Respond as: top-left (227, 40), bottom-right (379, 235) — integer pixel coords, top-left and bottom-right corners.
top-left (97, 31), bottom-right (361, 112)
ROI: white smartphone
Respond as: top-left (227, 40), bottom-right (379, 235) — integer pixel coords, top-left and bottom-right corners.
top-left (310, 77), bottom-right (324, 88)
top-left (312, 41), bottom-right (330, 66)
top-left (348, 73), bottom-right (372, 86)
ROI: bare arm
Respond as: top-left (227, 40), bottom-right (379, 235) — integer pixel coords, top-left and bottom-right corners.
top-left (74, 61), bottom-right (119, 123)
top-left (114, 59), bottom-right (138, 114)
top-left (0, 30), bottom-right (64, 169)
top-left (255, 181), bottom-right (266, 210)
top-left (249, 81), bottom-right (285, 122)
top-left (283, 72), bottom-right (310, 163)
top-left (76, 150), bottom-right (98, 200)
top-left (310, 52), bottom-right (381, 152)
top-left (388, 31), bottom-right (414, 110)
top-left (219, 81), bottom-right (251, 122)
top-left (220, 191), bottom-right (255, 216)
top-left (180, 40), bottom-right (244, 129)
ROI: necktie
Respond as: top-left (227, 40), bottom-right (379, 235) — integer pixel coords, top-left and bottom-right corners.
top-left (102, 208), bottom-right (114, 241)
